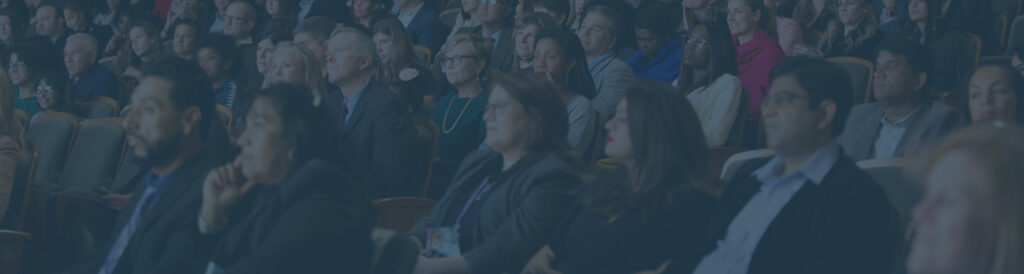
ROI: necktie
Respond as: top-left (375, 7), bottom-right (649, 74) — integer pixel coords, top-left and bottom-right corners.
top-left (98, 186), bottom-right (160, 274)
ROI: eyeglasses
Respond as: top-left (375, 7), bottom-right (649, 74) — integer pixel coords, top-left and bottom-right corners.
top-left (36, 84), bottom-right (53, 93)
top-left (223, 15), bottom-right (252, 24)
top-left (440, 55), bottom-right (479, 66)
top-left (485, 102), bottom-right (510, 115)
top-left (684, 36), bottom-right (708, 50)
top-left (7, 60), bottom-right (24, 69)
top-left (761, 92), bottom-right (808, 109)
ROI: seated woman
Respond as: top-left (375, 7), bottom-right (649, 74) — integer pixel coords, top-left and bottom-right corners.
top-left (727, 0), bottom-right (785, 118)
top-left (626, 4), bottom-right (682, 83)
top-left (523, 79), bottom-right (715, 274)
top-left (675, 22), bottom-right (743, 147)
top-left (198, 84), bottom-right (373, 273)
top-left (372, 18), bottom-right (437, 113)
top-left (512, 12), bottom-right (557, 73)
top-left (349, 0), bottom-right (389, 30)
top-left (256, 31), bottom-right (292, 90)
top-left (0, 66), bottom-right (22, 227)
top-left (197, 34), bottom-right (241, 109)
top-left (32, 70), bottom-right (79, 121)
top-left (269, 44), bottom-right (327, 106)
top-left (765, 0), bottom-right (803, 56)
top-left (409, 73), bottom-right (582, 274)
top-left (795, 0), bottom-right (882, 60)
top-left (900, 0), bottom-right (971, 92)
top-left (908, 123), bottom-right (1024, 274)
top-left (533, 27), bottom-right (598, 156)
top-left (8, 44), bottom-right (47, 116)
top-left (428, 33), bottom-right (492, 199)
top-left (967, 59), bottom-right (1024, 124)
top-left (787, 0), bottom-right (836, 33)
top-left (120, 20), bottom-right (165, 83)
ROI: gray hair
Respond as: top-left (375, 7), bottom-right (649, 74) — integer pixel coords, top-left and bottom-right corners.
top-left (66, 33), bottom-right (98, 56)
top-left (329, 27), bottom-right (378, 72)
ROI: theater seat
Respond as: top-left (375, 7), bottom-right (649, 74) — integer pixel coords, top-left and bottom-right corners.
top-left (374, 197), bottom-right (437, 233)
top-left (826, 57), bottom-right (874, 104)
top-left (80, 96), bottom-right (120, 120)
top-left (25, 113), bottom-right (79, 187)
top-left (708, 147), bottom-right (748, 187)
top-left (719, 149), bottom-right (775, 182)
top-left (57, 118), bottom-right (126, 191)
top-left (3, 142), bottom-right (37, 230)
top-left (857, 158), bottom-right (920, 218)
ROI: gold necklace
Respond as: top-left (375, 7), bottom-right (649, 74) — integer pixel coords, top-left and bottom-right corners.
top-left (441, 92), bottom-right (477, 134)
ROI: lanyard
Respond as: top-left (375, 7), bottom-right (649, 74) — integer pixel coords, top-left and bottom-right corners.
top-left (454, 177), bottom-right (494, 227)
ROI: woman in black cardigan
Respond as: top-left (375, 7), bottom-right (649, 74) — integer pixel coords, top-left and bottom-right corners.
top-left (196, 84), bottom-right (373, 273)
top-left (521, 79), bottom-right (715, 273)
top-left (408, 72), bottom-right (582, 274)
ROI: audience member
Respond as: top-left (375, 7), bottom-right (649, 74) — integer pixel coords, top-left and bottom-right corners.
top-left (121, 20), bottom-right (165, 82)
top-left (263, 0), bottom-right (300, 21)
top-left (968, 59), bottom-right (1024, 124)
top-left (297, 0), bottom-right (351, 24)
top-left (578, 4), bottom-right (634, 119)
top-left (674, 57), bottom-right (896, 273)
top-left (907, 123), bottom-right (1024, 274)
top-left (35, 1), bottom-right (68, 48)
top-left (205, 0), bottom-right (236, 33)
top-left (840, 37), bottom-right (964, 161)
top-left (524, 79), bottom-right (713, 273)
top-left (197, 83), bottom-right (373, 273)
top-left (458, 0), bottom-right (517, 71)
top-left (681, 0), bottom-right (726, 32)
top-left (94, 0), bottom-right (128, 29)
top-left (270, 43), bottom-right (326, 105)
top-left (197, 34), bottom-right (240, 108)
top-left (392, 0), bottom-right (447, 52)
top-left (0, 65), bottom-right (20, 228)
top-left (348, 0), bottom-right (388, 30)
top-left (64, 1), bottom-right (109, 48)
top-left (66, 33), bottom-right (118, 102)
top-left (161, 0), bottom-right (203, 38)
top-left (796, 0), bottom-right (882, 59)
top-left (62, 57), bottom-right (233, 274)
top-left (0, 10), bottom-right (27, 52)
top-left (765, 0), bottom-right (803, 56)
top-left (728, 0), bottom-right (785, 117)
top-left (323, 27), bottom-right (418, 198)
top-left (427, 33), bottom-right (492, 199)
top-left (222, 1), bottom-right (259, 91)
top-left (255, 30), bottom-right (292, 89)
top-left (940, 0), bottom-right (994, 54)
top-left (533, 27), bottom-right (597, 155)
top-left (789, 0), bottom-right (835, 33)
top-left (291, 16), bottom-right (335, 69)
top-left (32, 70), bottom-right (78, 121)
top-left (876, 0), bottom-right (906, 32)
top-left (372, 18), bottom-right (437, 112)
top-left (168, 19), bottom-right (200, 60)
top-left (409, 72), bottom-right (581, 274)
top-left (533, 0), bottom-right (569, 27)
top-left (101, 8), bottom-right (137, 59)
top-left (899, 0), bottom-right (970, 92)
top-left (512, 12), bottom-right (556, 73)
top-left (445, 0), bottom-right (484, 42)
top-left (9, 44), bottom-right (48, 115)
top-left (567, 0), bottom-right (586, 30)
top-left (675, 22), bottom-right (742, 147)
top-left (626, 4), bottom-right (681, 83)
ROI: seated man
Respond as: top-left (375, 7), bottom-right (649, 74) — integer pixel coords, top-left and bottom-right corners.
top-left (458, 0), bottom-right (517, 71)
top-left (65, 33), bottom-right (117, 102)
top-left (841, 37), bottom-right (966, 161)
top-left (63, 57), bottom-right (234, 274)
top-left (625, 4), bottom-right (681, 83)
top-left (578, 4), bottom-right (634, 119)
top-left (392, 0), bottom-right (448, 52)
top-left (674, 57), bottom-right (897, 274)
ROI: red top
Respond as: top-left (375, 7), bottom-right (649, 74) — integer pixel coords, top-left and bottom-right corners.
top-left (153, 0), bottom-right (173, 20)
top-left (733, 29), bottom-right (785, 117)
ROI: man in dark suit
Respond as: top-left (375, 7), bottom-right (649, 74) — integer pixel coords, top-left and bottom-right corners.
top-left (392, 0), bottom-right (448, 52)
top-left (840, 37), bottom-right (966, 161)
top-left (65, 33), bottom-right (117, 102)
top-left (677, 57), bottom-right (898, 274)
top-left (63, 58), bottom-right (234, 274)
top-left (323, 27), bottom-right (418, 198)
top-left (222, 1), bottom-right (261, 92)
top-left (459, 0), bottom-right (517, 71)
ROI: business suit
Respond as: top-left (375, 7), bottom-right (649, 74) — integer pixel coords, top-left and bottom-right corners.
top-left (237, 39), bottom-right (260, 93)
top-left (458, 26), bottom-right (516, 72)
top-left (589, 54), bottom-right (635, 119)
top-left (406, 6), bottom-right (449, 53)
top-left (204, 160), bottom-right (374, 274)
top-left (840, 100), bottom-right (965, 161)
top-left (408, 149), bottom-right (581, 273)
top-left (669, 153), bottom-right (897, 274)
top-left (323, 82), bottom-right (418, 197)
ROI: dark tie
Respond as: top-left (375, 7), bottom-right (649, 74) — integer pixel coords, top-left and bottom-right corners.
top-left (339, 100), bottom-right (349, 129)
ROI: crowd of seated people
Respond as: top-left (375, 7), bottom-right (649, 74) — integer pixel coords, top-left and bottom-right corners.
top-left (0, 0), bottom-right (1018, 273)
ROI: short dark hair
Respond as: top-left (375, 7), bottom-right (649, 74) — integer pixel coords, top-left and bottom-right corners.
top-left (169, 18), bottom-right (201, 38)
top-left (971, 59), bottom-right (1024, 123)
top-left (770, 56), bottom-right (853, 136)
top-left (516, 11), bottom-right (557, 31)
top-left (197, 34), bottom-right (242, 77)
top-left (634, 3), bottom-right (675, 36)
top-left (37, 1), bottom-right (63, 19)
top-left (143, 57), bottom-right (217, 137)
top-left (250, 83), bottom-right (348, 166)
top-left (490, 72), bottom-right (570, 155)
top-left (37, 69), bottom-right (75, 113)
top-left (535, 27), bottom-right (596, 99)
top-left (293, 16), bottom-right (336, 43)
top-left (877, 35), bottom-right (931, 75)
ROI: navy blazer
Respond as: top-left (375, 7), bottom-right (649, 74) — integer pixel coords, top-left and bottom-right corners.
top-left (406, 6), bottom-right (449, 53)
top-left (72, 64), bottom-right (117, 102)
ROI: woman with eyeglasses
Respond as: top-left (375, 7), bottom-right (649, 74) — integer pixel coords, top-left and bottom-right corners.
top-left (427, 33), bottom-right (492, 199)
top-left (675, 22), bottom-right (742, 147)
top-left (8, 43), bottom-right (48, 116)
top-left (32, 70), bottom-right (79, 122)
top-left (410, 72), bottom-right (581, 274)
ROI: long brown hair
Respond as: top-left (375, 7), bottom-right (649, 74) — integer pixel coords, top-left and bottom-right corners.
top-left (820, 0), bottom-right (878, 53)
top-left (371, 17), bottom-right (420, 83)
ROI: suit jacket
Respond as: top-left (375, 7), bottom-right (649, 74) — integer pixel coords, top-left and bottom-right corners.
top-left (670, 153), bottom-right (897, 274)
top-left (65, 128), bottom-right (235, 274)
top-left (323, 82), bottom-right (418, 197)
top-left (205, 160), bottom-right (374, 274)
top-left (72, 64), bottom-right (118, 102)
top-left (407, 6), bottom-right (449, 53)
top-left (840, 100), bottom-right (965, 161)
top-left (589, 54), bottom-right (635, 119)
top-left (458, 26), bottom-right (516, 72)
top-left (237, 40), bottom-right (260, 93)
top-left (408, 150), bottom-right (581, 273)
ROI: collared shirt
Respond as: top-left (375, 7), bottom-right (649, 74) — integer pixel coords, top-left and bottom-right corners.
top-left (99, 171), bottom-right (176, 274)
top-left (209, 15), bottom-right (224, 33)
top-left (342, 81), bottom-right (370, 124)
top-left (693, 142), bottom-right (841, 274)
top-left (873, 106), bottom-right (920, 159)
top-left (483, 29), bottom-right (502, 54)
top-left (236, 36), bottom-right (254, 47)
top-left (587, 51), bottom-right (613, 73)
top-left (393, 2), bottom-right (425, 27)
top-left (299, 0), bottom-right (314, 21)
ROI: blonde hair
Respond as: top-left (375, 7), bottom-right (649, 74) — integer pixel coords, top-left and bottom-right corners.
top-left (273, 43), bottom-right (327, 104)
top-left (917, 123), bottom-right (1024, 274)
top-left (437, 33), bottom-right (492, 79)
top-left (0, 66), bottom-right (23, 146)
top-left (820, 0), bottom-right (878, 54)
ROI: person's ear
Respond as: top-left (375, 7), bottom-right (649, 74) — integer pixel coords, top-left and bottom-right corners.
top-left (359, 55), bottom-right (372, 71)
top-left (914, 71), bottom-right (928, 92)
top-left (754, 9), bottom-right (762, 22)
top-left (182, 106), bottom-right (202, 136)
top-left (817, 99), bottom-right (837, 131)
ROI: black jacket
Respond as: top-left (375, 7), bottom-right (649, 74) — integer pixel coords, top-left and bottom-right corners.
top-left (668, 154), bottom-right (898, 274)
top-left (323, 82), bottom-right (418, 197)
top-left (205, 159), bottom-right (374, 274)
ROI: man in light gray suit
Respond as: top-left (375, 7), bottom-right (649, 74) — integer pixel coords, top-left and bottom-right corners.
top-left (578, 4), bottom-right (634, 119)
top-left (840, 37), bottom-right (966, 161)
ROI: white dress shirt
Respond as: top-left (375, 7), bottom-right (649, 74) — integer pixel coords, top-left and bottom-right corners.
top-left (873, 107), bottom-right (919, 159)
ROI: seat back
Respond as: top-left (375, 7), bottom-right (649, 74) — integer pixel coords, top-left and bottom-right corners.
top-left (25, 113), bottom-right (79, 186)
top-left (997, 13), bottom-right (1010, 53)
top-left (57, 118), bottom-right (126, 190)
top-left (720, 149), bottom-right (775, 182)
top-left (1007, 15), bottom-right (1024, 54)
top-left (13, 109), bottom-right (28, 130)
top-left (826, 57), bottom-right (874, 103)
top-left (3, 142), bottom-right (37, 230)
top-left (857, 158), bottom-right (921, 217)
top-left (708, 146), bottom-right (748, 186)
top-left (724, 89), bottom-right (750, 147)
top-left (440, 8), bottom-right (460, 28)
top-left (411, 118), bottom-right (440, 197)
top-left (413, 45), bottom-right (432, 65)
top-left (962, 33), bottom-right (982, 69)
top-left (80, 97), bottom-right (120, 120)
top-left (374, 197), bottom-right (437, 233)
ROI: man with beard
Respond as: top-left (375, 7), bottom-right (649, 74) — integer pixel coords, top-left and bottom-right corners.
top-left (62, 57), bottom-right (234, 274)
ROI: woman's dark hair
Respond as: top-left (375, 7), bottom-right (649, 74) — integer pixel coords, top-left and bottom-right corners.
top-left (198, 34), bottom-right (242, 78)
top-left (251, 83), bottom-right (349, 167)
top-left (900, 0), bottom-right (945, 44)
top-left (534, 27), bottom-right (596, 99)
top-left (970, 59), bottom-right (1024, 123)
top-left (633, 3), bottom-right (676, 37)
top-left (37, 69), bottom-right (76, 113)
top-left (0, 9), bottom-right (27, 44)
top-left (267, 0), bottom-right (301, 20)
top-left (490, 72), bottom-right (572, 156)
top-left (736, 0), bottom-right (778, 39)
top-left (678, 22), bottom-right (738, 94)
top-left (584, 79), bottom-right (709, 220)
top-left (770, 56), bottom-right (853, 137)
top-left (372, 17), bottom-right (418, 80)
top-left (10, 42), bottom-right (52, 80)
